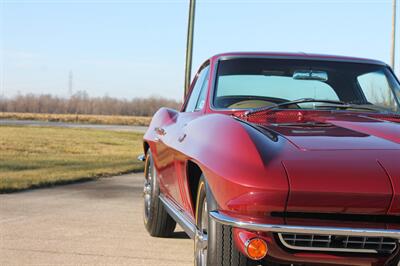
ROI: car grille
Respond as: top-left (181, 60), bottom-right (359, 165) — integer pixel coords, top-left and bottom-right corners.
top-left (278, 233), bottom-right (398, 254)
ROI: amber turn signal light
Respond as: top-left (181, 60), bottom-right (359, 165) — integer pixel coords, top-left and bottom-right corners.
top-left (245, 238), bottom-right (268, 260)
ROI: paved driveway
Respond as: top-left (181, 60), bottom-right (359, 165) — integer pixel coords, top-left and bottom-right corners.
top-left (0, 173), bottom-right (192, 266)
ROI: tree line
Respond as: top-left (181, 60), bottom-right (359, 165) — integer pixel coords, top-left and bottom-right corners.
top-left (0, 91), bottom-right (182, 117)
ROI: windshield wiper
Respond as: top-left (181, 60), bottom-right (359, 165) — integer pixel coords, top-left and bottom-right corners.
top-left (314, 103), bottom-right (384, 113)
top-left (245, 98), bottom-right (379, 116)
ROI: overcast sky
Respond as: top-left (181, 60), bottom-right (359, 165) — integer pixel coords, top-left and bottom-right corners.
top-left (1, 0), bottom-right (399, 100)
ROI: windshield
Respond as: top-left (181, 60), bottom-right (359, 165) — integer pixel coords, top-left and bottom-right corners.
top-left (214, 58), bottom-right (400, 113)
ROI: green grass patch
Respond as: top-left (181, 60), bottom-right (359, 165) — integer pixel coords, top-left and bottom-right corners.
top-left (0, 126), bottom-right (144, 192)
top-left (0, 112), bottom-right (151, 126)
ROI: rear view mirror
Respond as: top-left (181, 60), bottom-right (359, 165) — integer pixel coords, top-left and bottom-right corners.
top-left (293, 70), bottom-right (328, 81)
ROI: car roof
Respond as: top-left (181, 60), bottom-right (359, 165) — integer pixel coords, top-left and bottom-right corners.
top-left (210, 52), bottom-right (387, 66)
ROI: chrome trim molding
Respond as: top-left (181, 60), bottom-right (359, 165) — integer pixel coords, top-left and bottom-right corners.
top-left (209, 211), bottom-right (400, 239)
top-left (159, 194), bottom-right (197, 239)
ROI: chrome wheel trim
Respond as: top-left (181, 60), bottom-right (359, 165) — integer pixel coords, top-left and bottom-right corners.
top-left (195, 199), bottom-right (208, 266)
top-left (143, 158), bottom-right (154, 222)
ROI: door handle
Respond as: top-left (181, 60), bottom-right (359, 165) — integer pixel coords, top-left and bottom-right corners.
top-left (154, 127), bottom-right (166, 136)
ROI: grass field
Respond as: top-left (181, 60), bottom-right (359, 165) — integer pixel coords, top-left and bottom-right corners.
top-left (0, 112), bottom-right (152, 126)
top-left (0, 126), bottom-right (145, 192)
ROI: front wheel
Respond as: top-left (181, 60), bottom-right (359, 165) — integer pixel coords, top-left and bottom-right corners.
top-left (194, 175), bottom-right (257, 266)
top-left (143, 151), bottom-right (176, 237)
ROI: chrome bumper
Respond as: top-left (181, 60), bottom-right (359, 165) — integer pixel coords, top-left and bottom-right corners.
top-left (209, 211), bottom-right (400, 239)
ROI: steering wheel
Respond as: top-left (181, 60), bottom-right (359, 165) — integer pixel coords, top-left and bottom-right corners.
top-left (214, 95), bottom-right (289, 109)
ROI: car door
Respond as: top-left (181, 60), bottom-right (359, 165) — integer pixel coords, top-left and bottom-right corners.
top-left (159, 64), bottom-right (210, 212)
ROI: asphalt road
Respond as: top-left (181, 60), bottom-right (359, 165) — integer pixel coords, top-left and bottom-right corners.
top-left (0, 173), bottom-right (193, 266)
top-left (0, 119), bottom-right (148, 133)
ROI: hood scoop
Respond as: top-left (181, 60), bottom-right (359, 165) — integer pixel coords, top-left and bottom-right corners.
top-left (238, 110), bottom-right (400, 150)
top-left (239, 109), bottom-right (400, 125)
top-left (239, 109), bottom-right (323, 124)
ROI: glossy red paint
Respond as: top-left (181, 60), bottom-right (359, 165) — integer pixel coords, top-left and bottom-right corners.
top-left (143, 53), bottom-right (400, 265)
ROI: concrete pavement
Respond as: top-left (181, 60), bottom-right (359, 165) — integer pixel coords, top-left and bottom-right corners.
top-left (0, 173), bottom-right (192, 266)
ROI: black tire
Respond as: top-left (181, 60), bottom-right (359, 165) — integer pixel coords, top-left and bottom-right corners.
top-left (195, 175), bottom-right (258, 266)
top-left (143, 151), bottom-right (176, 237)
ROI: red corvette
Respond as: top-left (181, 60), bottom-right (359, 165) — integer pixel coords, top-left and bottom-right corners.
top-left (140, 52), bottom-right (400, 266)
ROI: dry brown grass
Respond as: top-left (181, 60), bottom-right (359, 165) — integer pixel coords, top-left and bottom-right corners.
top-left (0, 112), bottom-right (152, 126)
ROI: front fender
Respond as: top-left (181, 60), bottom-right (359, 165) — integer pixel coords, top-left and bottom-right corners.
top-left (181, 114), bottom-right (289, 219)
top-left (144, 107), bottom-right (178, 144)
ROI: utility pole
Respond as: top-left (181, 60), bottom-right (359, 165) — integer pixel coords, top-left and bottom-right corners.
top-left (391, 0), bottom-right (397, 71)
top-left (68, 70), bottom-right (73, 97)
top-left (184, 0), bottom-right (196, 98)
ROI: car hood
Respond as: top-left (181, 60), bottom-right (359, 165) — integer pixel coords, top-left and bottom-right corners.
top-left (263, 113), bottom-right (400, 151)
top-left (245, 111), bottom-right (400, 215)
top-left (282, 155), bottom-right (396, 215)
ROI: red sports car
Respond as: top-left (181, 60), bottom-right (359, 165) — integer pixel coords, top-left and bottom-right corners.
top-left (140, 52), bottom-right (400, 266)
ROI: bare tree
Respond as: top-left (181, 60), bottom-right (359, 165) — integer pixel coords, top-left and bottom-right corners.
top-left (0, 92), bottom-right (182, 117)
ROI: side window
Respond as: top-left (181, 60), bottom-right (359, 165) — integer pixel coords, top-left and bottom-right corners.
top-left (357, 70), bottom-right (397, 110)
top-left (195, 68), bottom-right (210, 111)
top-left (185, 65), bottom-right (210, 112)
